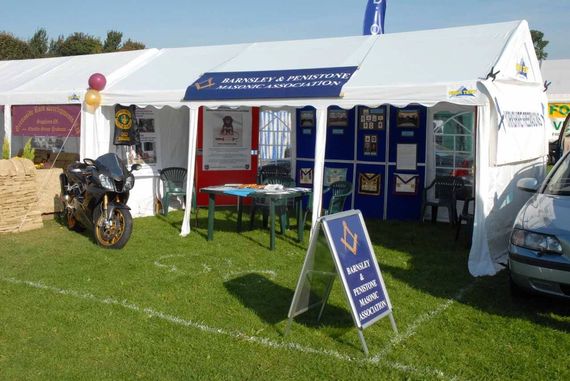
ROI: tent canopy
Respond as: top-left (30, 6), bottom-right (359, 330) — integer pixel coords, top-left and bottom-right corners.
top-left (0, 49), bottom-right (159, 105)
top-left (103, 20), bottom-right (532, 109)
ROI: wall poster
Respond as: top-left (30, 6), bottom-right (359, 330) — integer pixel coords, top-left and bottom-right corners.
top-left (300, 110), bottom-right (315, 128)
top-left (126, 107), bottom-right (159, 170)
top-left (203, 108), bottom-right (252, 171)
top-left (363, 134), bottom-right (378, 156)
top-left (324, 167), bottom-right (347, 186)
top-left (359, 107), bottom-right (384, 130)
top-left (396, 144), bottom-right (417, 170)
top-left (397, 110), bottom-right (419, 128)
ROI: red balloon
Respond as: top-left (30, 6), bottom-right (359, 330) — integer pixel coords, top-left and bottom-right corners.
top-left (88, 73), bottom-right (107, 91)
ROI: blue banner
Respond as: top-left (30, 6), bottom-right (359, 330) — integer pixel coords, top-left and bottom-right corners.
top-left (183, 67), bottom-right (358, 101)
top-left (363, 0), bottom-right (387, 35)
top-left (323, 211), bottom-right (391, 328)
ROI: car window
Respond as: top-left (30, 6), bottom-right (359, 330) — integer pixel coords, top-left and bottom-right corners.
top-left (545, 153), bottom-right (570, 196)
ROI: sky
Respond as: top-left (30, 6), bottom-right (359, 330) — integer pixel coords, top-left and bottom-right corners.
top-left (2, 0), bottom-right (569, 59)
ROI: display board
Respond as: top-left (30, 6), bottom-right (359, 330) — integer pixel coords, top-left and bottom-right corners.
top-left (286, 210), bottom-right (397, 355)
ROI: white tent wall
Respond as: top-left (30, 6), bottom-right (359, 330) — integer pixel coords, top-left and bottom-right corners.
top-left (90, 105), bottom-right (190, 217)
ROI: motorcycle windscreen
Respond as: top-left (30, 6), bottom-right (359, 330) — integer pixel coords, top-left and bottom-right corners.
top-left (95, 153), bottom-right (127, 179)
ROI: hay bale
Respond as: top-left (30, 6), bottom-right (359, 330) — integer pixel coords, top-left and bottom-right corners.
top-left (0, 158), bottom-right (43, 233)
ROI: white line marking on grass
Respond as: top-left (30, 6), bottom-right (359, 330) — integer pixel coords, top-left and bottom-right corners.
top-left (154, 255), bottom-right (185, 273)
top-left (1, 276), bottom-right (457, 380)
top-left (372, 282), bottom-right (475, 363)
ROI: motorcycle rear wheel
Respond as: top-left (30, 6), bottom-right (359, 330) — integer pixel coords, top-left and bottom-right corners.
top-left (93, 207), bottom-right (133, 249)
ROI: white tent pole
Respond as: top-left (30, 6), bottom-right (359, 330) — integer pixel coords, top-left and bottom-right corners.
top-left (310, 106), bottom-right (329, 231)
top-left (181, 105), bottom-right (199, 236)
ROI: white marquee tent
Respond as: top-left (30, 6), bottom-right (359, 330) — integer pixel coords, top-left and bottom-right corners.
top-left (0, 20), bottom-right (549, 276)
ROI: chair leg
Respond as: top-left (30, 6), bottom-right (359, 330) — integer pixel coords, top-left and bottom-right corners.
top-left (162, 194), bottom-right (169, 216)
top-left (431, 206), bottom-right (438, 223)
top-left (279, 212), bottom-right (287, 234)
top-left (249, 204), bottom-right (257, 229)
top-left (455, 216), bottom-right (462, 241)
top-left (262, 209), bottom-right (269, 228)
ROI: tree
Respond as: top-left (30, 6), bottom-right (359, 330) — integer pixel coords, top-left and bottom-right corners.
top-left (103, 30), bottom-right (123, 53)
top-left (0, 32), bottom-right (32, 60)
top-left (50, 32), bottom-right (103, 56)
top-left (120, 39), bottom-right (146, 51)
top-left (28, 28), bottom-right (48, 58)
top-left (531, 29), bottom-right (549, 61)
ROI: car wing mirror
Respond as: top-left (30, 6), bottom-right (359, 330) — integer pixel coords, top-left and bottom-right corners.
top-left (517, 178), bottom-right (539, 193)
top-left (131, 164), bottom-right (142, 171)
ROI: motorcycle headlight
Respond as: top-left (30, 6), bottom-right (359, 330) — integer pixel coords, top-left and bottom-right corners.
top-left (124, 175), bottom-right (135, 191)
top-left (511, 228), bottom-right (563, 254)
top-left (98, 174), bottom-right (115, 191)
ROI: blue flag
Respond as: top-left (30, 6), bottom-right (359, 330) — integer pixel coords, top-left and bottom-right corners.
top-left (363, 0), bottom-right (387, 35)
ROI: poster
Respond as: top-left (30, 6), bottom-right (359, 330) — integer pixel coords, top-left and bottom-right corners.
top-left (324, 167), bottom-right (347, 186)
top-left (126, 107), bottom-right (158, 169)
top-left (363, 135), bottom-right (378, 156)
top-left (359, 107), bottom-right (384, 130)
top-left (328, 109), bottom-right (348, 127)
top-left (114, 105), bottom-right (137, 145)
top-left (300, 110), bottom-right (315, 128)
top-left (12, 105), bottom-right (81, 137)
top-left (397, 110), bottom-right (419, 128)
top-left (396, 144), bottom-right (417, 170)
top-left (203, 108), bottom-right (252, 171)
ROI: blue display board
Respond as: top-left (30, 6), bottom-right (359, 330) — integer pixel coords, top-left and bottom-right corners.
top-left (286, 210), bottom-right (397, 354)
top-left (321, 210), bottom-right (392, 328)
top-left (184, 67), bottom-right (358, 101)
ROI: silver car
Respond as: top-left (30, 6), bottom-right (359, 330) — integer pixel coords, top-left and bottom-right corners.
top-left (509, 151), bottom-right (570, 298)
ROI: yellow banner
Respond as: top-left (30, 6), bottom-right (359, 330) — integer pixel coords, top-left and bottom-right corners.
top-left (549, 103), bottom-right (570, 118)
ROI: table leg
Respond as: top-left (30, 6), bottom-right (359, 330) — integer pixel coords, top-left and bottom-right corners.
top-left (270, 199), bottom-right (276, 250)
top-left (296, 197), bottom-right (304, 243)
top-left (207, 193), bottom-right (215, 241)
top-left (237, 196), bottom-right (243, 233)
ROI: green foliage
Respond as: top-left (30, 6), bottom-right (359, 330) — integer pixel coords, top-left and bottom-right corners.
top-left (2, 137), bottom-right (9, 159)
top-left (531, 29), bottom-right (549, 61)
top-left (0, 29), bottom-right (146, 60)
top-left (28, 28), bottom-right (48, 58)
top-left (0, 32), bottom-right (32, 60)
top-left (49, 32), bottom-right (103, 56)
top-left (21, 138), bottom-right (35, 161)
top-left (103, 30), bottom-right (123, 53)
top-left (120, 38), bottom-right (146, 51)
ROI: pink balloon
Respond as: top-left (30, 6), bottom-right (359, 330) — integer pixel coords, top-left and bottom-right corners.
top-left (88, 73), bottom-right (107, 91)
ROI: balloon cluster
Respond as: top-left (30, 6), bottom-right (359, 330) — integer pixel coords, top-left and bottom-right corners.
top-left (85, 73), bottom-right (106, 108)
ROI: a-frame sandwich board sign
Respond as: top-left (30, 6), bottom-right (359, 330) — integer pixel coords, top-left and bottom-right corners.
top-left (285, 210), bottom-right (397, 355)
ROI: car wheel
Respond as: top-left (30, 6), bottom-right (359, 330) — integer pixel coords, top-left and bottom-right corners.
top-left (509, 272), bottom-right (530, 299)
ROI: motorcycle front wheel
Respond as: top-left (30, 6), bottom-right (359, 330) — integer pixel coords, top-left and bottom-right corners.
top-left (93, 207), bottom-right (133, 249)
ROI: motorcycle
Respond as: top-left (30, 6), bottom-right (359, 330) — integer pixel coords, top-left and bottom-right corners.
top-left (59, 152), bottom-right (141, 249)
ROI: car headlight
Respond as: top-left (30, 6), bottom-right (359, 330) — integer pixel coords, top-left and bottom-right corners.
top-left (511, 228), bottom-right (563, 254)
top-left (98, 174), bottom-right (115, 191)
top-left (124, 175), bottom-right (135, 191)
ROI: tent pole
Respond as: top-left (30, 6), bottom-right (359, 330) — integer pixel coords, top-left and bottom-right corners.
top-left (310, 106), bottom-right (329, 232)
top-left (181, 105), bottom-right (199, 236)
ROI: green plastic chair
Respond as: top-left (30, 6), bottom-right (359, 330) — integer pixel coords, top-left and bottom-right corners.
top-left (325, 181), bottom-right (353, 215)
top-left (249, 176), bottom-right (296, 233)
top-left (159, 167), bottom-right (198, 225)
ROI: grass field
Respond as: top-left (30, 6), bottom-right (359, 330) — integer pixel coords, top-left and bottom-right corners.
top-left (1, 209), bottom-right (569, 380)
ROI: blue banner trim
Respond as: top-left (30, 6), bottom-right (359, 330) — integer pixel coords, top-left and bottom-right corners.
top-left (184, 67), bottom-right (358, 101)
